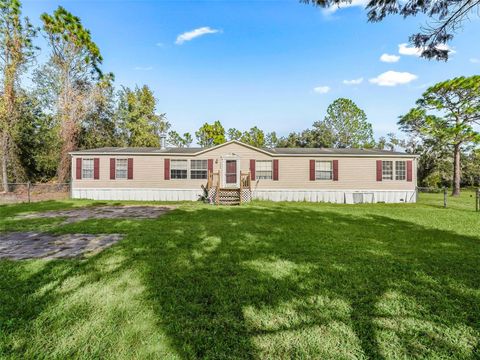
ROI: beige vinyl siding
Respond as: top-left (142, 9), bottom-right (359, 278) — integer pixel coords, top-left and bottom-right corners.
top-left (72, 142), bottom-right (416, 190)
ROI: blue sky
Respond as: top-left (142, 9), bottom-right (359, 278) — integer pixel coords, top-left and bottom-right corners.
top-left (23, 0), bottom-right (480, 141)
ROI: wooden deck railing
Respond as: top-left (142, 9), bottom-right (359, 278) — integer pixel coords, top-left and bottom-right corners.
top-left (239, 172), bottom-right (251, 205)
top-left (207, 170), bottom-right (251, 205)
top-left (207, 170), bottom-right (220, 190)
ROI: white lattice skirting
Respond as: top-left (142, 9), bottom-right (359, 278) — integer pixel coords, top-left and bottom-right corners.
top-left (205, 188), bottom-right (252, 203)
top-left (72, 188), bottom-right (416, 203)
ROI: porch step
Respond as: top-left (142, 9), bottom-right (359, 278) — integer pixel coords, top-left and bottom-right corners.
top-left (217, 188), bottom-right (241, 206)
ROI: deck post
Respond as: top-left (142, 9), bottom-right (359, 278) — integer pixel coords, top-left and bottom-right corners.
top-left (215, 171), bottom-right (220, 205)
top-left (239, 173), bottom-right (243, 205)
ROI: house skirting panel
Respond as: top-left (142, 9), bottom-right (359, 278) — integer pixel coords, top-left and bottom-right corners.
top-left (252, 189), bottom-right (417, 204)
top-left (72, 188), bottom-right (416, 204)
top-left (72, 188), bottom-right (203, 201)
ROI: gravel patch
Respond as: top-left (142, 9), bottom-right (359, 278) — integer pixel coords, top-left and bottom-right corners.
top-left (18, 205), bottom-right (173, 223)
top-left (0, 232), bottom-right (124, 260)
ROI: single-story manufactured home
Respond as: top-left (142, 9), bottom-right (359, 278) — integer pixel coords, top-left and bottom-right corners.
top-left (70, 140), bottom-right (418, 204)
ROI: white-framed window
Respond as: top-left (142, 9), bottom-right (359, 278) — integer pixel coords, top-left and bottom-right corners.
top-left (82, 158), bottom-right (94, 179)
top-left (191, 160), bottom-right (208, 179)
top-left (395, 161), bottom-right (406, 180)
top-left (382, 161), bottom-right (393, 180)
top-left (171, 160), bottom-right (188, 179)
top-left (256, 160), bottom-right (273, 180)
top-left (116, 159), bottom-right (128, 179)
top-left (315, 161), bottom-right (332, 180)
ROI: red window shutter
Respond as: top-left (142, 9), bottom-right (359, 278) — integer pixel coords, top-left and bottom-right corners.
top-left (208, 159), bottom-right (213, 173)
top-left (333, 160), bottom-right (339, 181)
top-left (376, 160), bottom-right (383, 181)
top-left (407, 160), bottom-right (413, 182)
top-left (110, 158), bottom-right (116, 180)
top-left (273, 159), bottom-right (279, 181)
top-left (250, 159), bottom-right (256, 180)
top-left (127, 158), bottom-right (133, 180)
top-left (76, 158), bottom-right (82, 180)
top-left (309, 160), bottom-right (315, 181)
top-left (93, 158), bottom-right (100, 180)
top-left (164, 159), bottom-right (170, 180)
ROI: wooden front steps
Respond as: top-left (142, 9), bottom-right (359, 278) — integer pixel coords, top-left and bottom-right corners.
top-left (207, 170), bottom-right (252, 205)
top-left (217, 188), bottom-right (241, 205)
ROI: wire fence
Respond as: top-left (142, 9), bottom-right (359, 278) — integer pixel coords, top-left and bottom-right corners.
top-left (416, 187), bottom-right (448, 208)
top-left (0, 183), bottom-right (70, 204)
top-left (417, 186), bottom-right (480, 212)
top-left (1, 183), bottom-right (479, 211)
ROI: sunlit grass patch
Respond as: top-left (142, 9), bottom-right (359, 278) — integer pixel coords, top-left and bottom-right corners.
top-left (0, 191), bottom-right (479, 359)
top-left (250, 320), bottom-right (365, 359)
top-left (374, 290), bottom-right (478, 359)
top-left (243, 257), bottom-right (313, 280)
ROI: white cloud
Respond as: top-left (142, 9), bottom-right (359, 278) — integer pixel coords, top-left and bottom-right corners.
top-left (313, 86), bottom-right (331, 94)
top-left (369, 71), bottom-right (418, 86)
top-left (156, 42), bottom-right (165, 47)
top-left (343, 78), bottom-right (363, 85)
top-left (398, 43), bottom-right (421, 56)
top-left (470, 58), bottom-right (480, 63)
top-left (380, 53), bottom-right (400, 63)
top-left (175, 27), bottom-right (220, 45)
top-left (323, 0), bottom-right (369, 14)
top-left (398, 43), bottom-right (456, 56)
top-left (134, 66), bottom-right (153, 71)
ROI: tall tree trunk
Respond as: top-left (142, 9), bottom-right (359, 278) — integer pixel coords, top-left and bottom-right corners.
top-left (57, 118), bottom-right (78, 183)
top-left (56, 79), bottom-right (82, 183)
top-left (1, 68), bottom-right (16, 192)
top-left (1, 133), bottom-right (9, 192)
top-left (452, 143), bottom-right (461, 196)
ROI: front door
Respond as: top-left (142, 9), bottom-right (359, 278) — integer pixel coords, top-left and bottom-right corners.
top-left (225, 160), bottom-right (237, 185)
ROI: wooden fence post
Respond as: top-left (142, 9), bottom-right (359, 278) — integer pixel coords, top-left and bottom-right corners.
top-left (443, 187), bottom-right (447, 208)
top-left (27, 182), bottom-right (31, 203)
top-left (476, 189), bottom-right (479, 212)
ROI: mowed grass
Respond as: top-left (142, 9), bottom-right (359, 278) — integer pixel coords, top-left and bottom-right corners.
top-left (0, 193), bottom-right (479, 359)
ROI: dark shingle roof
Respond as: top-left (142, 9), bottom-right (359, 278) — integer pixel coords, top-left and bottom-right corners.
top-left (268, 148), bottom-right (408, 156)
top-left (70, 141), bottom-right (413, 157)
top-left (72, 147), bottom-right (203, 154)
top-left (163, 147), bottom-right (203, 154)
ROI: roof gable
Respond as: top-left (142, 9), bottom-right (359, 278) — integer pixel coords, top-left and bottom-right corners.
top-left (193, 140), bottom-right (274, 157)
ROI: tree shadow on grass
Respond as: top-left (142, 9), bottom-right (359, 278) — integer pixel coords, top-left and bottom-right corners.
top-left (136, 205), bottom-right (480, 359)
top-left (0, 217), bottom-right (145, 358)
top-left (0, 204), bottom-right (479, 359)
top-left (0, 258), bottom-right (103, 353)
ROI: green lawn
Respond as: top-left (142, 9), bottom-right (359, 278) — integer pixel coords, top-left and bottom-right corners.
top-left (1, 193), bottom-right (479, 359)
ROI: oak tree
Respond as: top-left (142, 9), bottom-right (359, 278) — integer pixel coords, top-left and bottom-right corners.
top-left (115, 85), bottom-right (170, 147)
top-left (195, 121), bottom-right (226, 147)
top-left (318, 98), bottom-right (374, 148)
